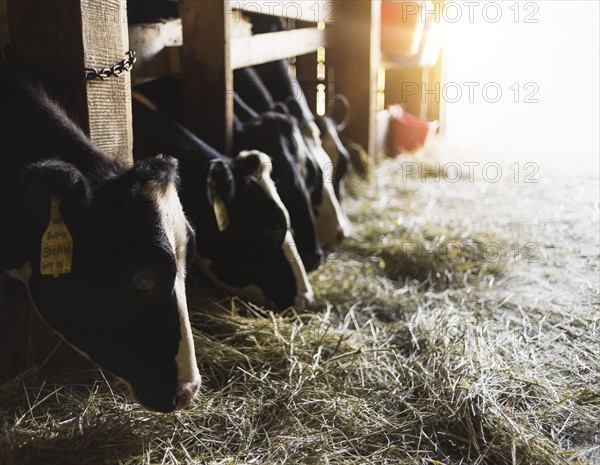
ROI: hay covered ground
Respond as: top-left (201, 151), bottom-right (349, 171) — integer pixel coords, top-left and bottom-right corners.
top-left (1, 152), bottom-right (598, 465)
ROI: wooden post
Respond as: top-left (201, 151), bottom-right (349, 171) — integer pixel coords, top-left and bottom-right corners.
top-left (180, 0), bottom-right (232, 155)
top-left (0, 0), bottom-right (10, 57)
top-left (385, 66), bottom-right (427, 117)
top-left (329, 0), bottom-right (381, 157)
top-left (295, 52), bottom-right (318, 115)
top-left (7, 0), bottom-right (133, 165)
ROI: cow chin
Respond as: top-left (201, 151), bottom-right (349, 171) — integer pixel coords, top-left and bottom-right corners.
top-left (130, 376), bottom-right (200, 413)
top-left (128, 379), bottom-right (177, 413)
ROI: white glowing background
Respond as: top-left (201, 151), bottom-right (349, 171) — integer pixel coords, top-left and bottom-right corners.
top-left (442, 1), bottom-right (599, 173)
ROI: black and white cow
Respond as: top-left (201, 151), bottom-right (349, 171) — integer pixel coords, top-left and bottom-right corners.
top-left (0, 63), bottom-right (200, 413)
top-left (314, 113), bottom-right (351, 201)
top-left (233, 97), bottom-right (324, 271)
top-left (132, 95), bottom-right (314, 308)
top-left (234, 61), bottom-right (350, 247)
top-left (135, 78), bottom-right (324, 272)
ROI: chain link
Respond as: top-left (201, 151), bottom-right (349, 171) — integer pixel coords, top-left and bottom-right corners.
top-left (84, 50), bottom-right (136, 81)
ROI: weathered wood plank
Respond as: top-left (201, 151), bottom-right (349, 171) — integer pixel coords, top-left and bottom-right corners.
top-left (7, 0), bottom-right (133, 165)
top-left (81, 0), bottom-right (133, 165)
top-left (129, 19), bottom-right (326, 81)
top-left (8, 1), bottom-right (89, 131)
top-left (233, 0), bottom-right (339, 23)
top-left (0, 0), bottom-right (9, 57)
top-left (294, 52), bottom-right (319, 115)
top-left (329, 0), bottom-right (381, 157)
top-left (231, 27), bottom-right (327, 70)
top-left (180, 0), bottom-right (232, 154)
top-left (129, 19), bottom-right (183, 84)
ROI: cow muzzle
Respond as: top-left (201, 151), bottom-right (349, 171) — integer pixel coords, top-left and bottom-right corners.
top-left (175, 378), bottom-right (202, 410)
top-left (294, 290), bottom-right (314, 310)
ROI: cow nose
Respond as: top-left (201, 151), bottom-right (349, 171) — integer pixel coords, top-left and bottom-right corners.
top-left (294, 291), bottom-right (314, 309)
top-left (303, 249), bottom-right (323, 272)
top-left (174, 379), bottom-right (202, 411)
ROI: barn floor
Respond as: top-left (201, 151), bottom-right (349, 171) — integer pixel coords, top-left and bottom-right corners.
top-left (1, 150), bottom-right (598, 465)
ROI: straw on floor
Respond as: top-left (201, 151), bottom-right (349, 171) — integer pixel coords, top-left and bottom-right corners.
top-left (1, 156), bottom-right (598, 465)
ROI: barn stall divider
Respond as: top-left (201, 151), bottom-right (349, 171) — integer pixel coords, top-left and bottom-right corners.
top-left (4, 0), bottom-right (382, 159)
top-left (0, 0), bottom-right (381, 375)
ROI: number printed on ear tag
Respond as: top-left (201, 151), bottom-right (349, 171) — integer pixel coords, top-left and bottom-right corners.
top-left (40, 195), bottom-right (73, 277)
top-left (211, 185), bottom-right (230, 232)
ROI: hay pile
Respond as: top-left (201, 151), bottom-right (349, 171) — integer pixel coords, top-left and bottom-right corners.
top-left (1, 156), bottom-right (598, 465)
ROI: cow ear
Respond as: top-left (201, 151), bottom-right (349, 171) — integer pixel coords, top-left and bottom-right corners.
top-left (22, 159), bottom-right (92, 224)
top-left (207, 159), bottom-right (234, 232)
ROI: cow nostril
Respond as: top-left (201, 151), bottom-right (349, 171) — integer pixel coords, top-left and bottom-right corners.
top-left (175, 390), bottom-right (194, 410)
top-left (175, 379), bottom-right (201, 411)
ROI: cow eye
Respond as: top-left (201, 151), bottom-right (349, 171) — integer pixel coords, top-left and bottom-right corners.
top-left (132, 272), bottom-right (159, 294)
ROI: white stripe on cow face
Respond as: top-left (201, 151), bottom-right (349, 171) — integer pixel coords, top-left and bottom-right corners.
top-left (237, 150), bottom-right (314, 308)
top-left (145, 181), bottom-right (201, 410)
top-left (301, 122), bottom-right (352, 247)
top-left (318, 119), bottom-right (342, 175)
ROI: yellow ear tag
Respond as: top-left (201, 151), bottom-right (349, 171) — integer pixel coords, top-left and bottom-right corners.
top-left (211, 185), bottom-right (230, 232)
top-left (40, 195), bottom-right (73, 277)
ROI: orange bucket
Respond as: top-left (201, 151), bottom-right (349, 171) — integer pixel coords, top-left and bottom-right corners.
top-left (389, 105), bottom-right (438, 155)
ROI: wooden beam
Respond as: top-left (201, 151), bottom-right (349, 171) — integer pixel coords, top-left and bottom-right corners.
top-left (385, 66), bottom-right (425, 118)
top-left (231, 28), bottom-right (327, 69)
top-left (7, 0), bottom-right (133, 165)
top-left (329, 0), bottom-right (381, 157)
top-left (129, 20), bottom-right (326, 82)
top-left (129, 19), bottom-right (183, 84)
top-left (233, 0), bottom-right (339, 23)
top-left (0, 0), bottom-right (9, 58)
top-left (180, 0), bottom-right (232, 154)
top-left (295, 52), bottom-right (318, 116)
top-left (80, 0), bottom-right (133, 165)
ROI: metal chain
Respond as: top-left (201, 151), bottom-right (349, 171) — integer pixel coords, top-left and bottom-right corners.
top-left (84, 50), bottom-right (137, 81)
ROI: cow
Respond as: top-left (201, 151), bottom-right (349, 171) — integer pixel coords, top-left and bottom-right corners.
top-left (233, 96), bottom-right (324, 271)
top-left (132, 94), bottom-right (314, 308)
top-left (314, 108), bottom-right (351, 201)
top-left (134, 78), bottom-right (324, 272)
top-left (0, 62), bottom-right (200, 413)
top-left (235, 60), bottom-right (351, 248)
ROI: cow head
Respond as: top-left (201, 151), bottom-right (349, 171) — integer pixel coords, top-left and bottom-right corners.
top-left (284, 101), bottom-right (352, 249)
top-left (195, 151), bottom-right (313, 310)
top-left (234, 113), bottom-right (323, 272)
top-left (314, 115), bottom-right (350, 201)
top-left (9, 156), bottom-right (200, 413)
